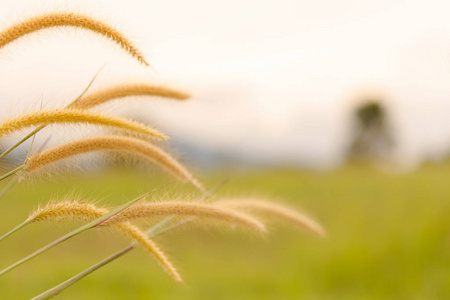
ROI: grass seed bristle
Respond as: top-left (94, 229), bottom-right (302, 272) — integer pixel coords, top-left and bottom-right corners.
top-left (0, 12), bottom-right (149, 65)
top-left (0, 109), bottom-right (167, 140)
top-left (218, 199), bottom-right (326, 237)
top-left (28, 200), bottom-right (109, 222)
top-left (104, 201), bottom-right (266, 232)
top-left (70, 84), bottom-right (190, 110)
top-left (24, 135), bottom-right (202, 190)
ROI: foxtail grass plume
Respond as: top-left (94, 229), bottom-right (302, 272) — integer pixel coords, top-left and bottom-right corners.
top-left (70, 84), bottom-right (190, 110)
top-left (24, 136), bottom-right (202, 190)
top-left (28, 200), bottom-right (182, 282)
top-left (218, 199), bottom-right (326, 237)
top-left (104, 201), bottom-right (266, 232)
top-left (0, 12), bottom-right (149, 65)
top-left (0, 109), bottom-right (167, 140)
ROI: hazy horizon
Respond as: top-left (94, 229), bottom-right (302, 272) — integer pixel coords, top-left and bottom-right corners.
top-left (1, 0), bottom-right (450, 170)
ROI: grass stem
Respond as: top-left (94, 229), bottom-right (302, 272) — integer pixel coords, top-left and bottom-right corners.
top-left (0, 127), bottom-right (44, 159)
top-left (0, 218), bottom-right (33, 242)
top-left (31, 245), bottom-right (134, 300)
top-left (0, 165), bottom-right (24, 182)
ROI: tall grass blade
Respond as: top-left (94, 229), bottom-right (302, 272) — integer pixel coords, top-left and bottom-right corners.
top-left (0, 165), bottom-right (24, 182)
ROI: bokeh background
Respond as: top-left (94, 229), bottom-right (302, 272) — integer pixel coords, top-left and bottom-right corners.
top-left (0, 0), bottom-right (450, 299)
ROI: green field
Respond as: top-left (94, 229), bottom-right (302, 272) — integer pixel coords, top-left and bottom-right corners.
top-left (0, 163), bottom-right (449, 299)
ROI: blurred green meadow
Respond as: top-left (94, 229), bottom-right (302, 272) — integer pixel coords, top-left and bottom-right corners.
top-left (1, 163), bottom-right (450, 299)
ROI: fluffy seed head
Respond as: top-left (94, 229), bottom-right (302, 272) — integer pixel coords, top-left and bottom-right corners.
top-left (28, 200), bottom-right (182, 282)
top-left (0, 12), bottom-right (149, 65)
top-left (25, 136), bottom-right (202, 190)
top-left (114, 222), bottom-right (183, 282)
top-left (218, 199), bottom-right (326, 237)
top-left (104, 201), bottom-right (266, 232)
top-left (0, 109), bottom-right (167, 140)
top-left (70, 84), bottom-right (190, 110)
top-left (28, 200), bottom-right (109, 222)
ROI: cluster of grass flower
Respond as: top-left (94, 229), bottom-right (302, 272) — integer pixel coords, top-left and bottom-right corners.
top-left (0, 11), bottom-right (325, 300)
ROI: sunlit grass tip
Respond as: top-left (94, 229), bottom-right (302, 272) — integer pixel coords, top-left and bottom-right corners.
top-left (0, 12), bottom-right (149, 65)
top-left (218, 198), bottom-right (326, 237)
top-left (70, 83), bottom-right (190, 110)
top-left (0, 109), bottom-right (167, 140)
top-left (104, 201), bottom-right (266, 232)
top-left (24, 135), bottom-right (202, 190)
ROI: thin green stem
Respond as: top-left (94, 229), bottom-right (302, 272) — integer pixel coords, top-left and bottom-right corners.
top-left (0, 218), bottom-right (33, 242)
top-left (68, 63), bottom-right (106, 107)
top-left (0, 210), bottom-right (45, 242)
top-left (152, 217), bottom-right (196, 236)
top-left (146, 216), bottom-right (174, 235)
top-left (0, 165), bottom-right (24, 182)
top-left (31, 245), bottom-right (133, 300)
top-left (0, 127), bottom-right (45, 160)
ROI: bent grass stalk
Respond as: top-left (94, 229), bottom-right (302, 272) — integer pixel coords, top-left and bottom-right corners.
top-left (134, 178), bottom-right (230, 238)
top-left (0, 184), bottom-right (172, 277)
top-left (0, 109), bottom-right (167, 139)
top-left (24, 136), bottom-right (203, 190)
top-left (70, 83), bottom-right (190, 110)
top-left (218, 199), bottom-right (326, 237)
top-left (104, 201), bottom-right (266, 232)
top-left (0, 65), bottom-right (104, 160)
top-left (0, 12), bottom-right (149, 65)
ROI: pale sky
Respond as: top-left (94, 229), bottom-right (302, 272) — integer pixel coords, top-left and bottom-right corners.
top-left (0, 0), bottom-right (450, 169)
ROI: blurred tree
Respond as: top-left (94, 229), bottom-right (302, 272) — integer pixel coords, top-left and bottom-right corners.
top-left (349, 101), bottom-right (394, 160)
